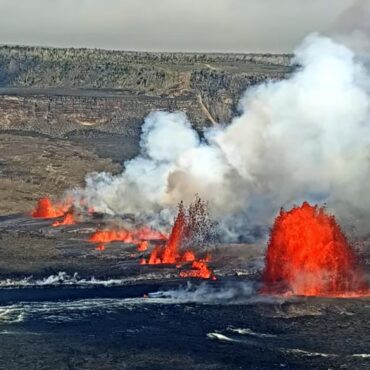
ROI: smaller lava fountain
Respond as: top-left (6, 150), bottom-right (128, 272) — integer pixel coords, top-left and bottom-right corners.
top-left (262, 202), bottom-right (368, 297)
top-left (52, 209), bottom-right (77, 227)
top-left (32, 197), bottom-right (77, 226)
top-left (31, 197), bottom-right (67, 219)
top-left (144, 203), bottom-right (188, 265)
top-left (141, 199), bottom-right (216, 280)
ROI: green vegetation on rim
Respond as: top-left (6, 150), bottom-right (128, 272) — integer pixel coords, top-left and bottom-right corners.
top-left (0, 45), bottom-right (292, 95)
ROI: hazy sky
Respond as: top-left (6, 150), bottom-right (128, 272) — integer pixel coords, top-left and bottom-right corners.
top-left (0, 0), bottom-right (364, 52)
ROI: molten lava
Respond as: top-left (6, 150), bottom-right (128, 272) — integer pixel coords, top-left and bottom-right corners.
top-left (89, 226), bottom-right (167, 245)
top-left (89, 230), bottom-right (136, 244)
top-left (179, 260), bottom-right (216, 280)
top-left (262, 202), bottom-right (368, 297)
top-left (32, 197), bottom-right (66, 218)
top-left (143, 203), bottom-right (192, 264)
top-left (137, 241), bottom-right (149, 252)
top-left (182, 250), bottom-right (196, 262)
top-left (52, 209), bottom-right (76, 227)
top-left (142, 201), bottom-right (215, 280)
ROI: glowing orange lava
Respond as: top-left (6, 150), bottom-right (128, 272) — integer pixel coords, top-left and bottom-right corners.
top-left (182, 250), bottom-right (196, 262)
top-left (179, 260), bottom-right (216, 280)
top-left (95, 245), bottom-right (106, 251)
top-left (137, 241), bottom-right (149, 252)
top-left (32, 198), bottom-right (66, 218)
top-left (142, 202), bottom-right (215, 280)
top-left (143, 204), bottom-right (192, 264)
top-left (52, 210), bottom-right (76, 227)
top-left (88, 226), bottom-right (167, 245)
top-left (89, 230), bottom-right (136, 244)
top-left (262, 202), bottom-right (368, 297)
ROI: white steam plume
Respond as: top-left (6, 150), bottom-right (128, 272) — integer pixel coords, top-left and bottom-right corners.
top-left (75, 33), bottom-right (370, 240)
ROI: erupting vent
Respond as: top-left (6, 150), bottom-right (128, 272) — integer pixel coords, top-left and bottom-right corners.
top-left (144, 203), bottom-right (188, 265)
top-left (262, 202), bottom-right (368, 297)
top-left (141, 199), bottom-right (216, 280)
top-left (32, 197), bottom-right (66, 218)
top-left (52, 209), bottom-right (76, 227)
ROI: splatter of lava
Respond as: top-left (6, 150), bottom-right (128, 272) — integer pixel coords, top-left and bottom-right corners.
top-left (88, 227), bottom-right (166, 252)
top-left (141, 200), bottom-right (216, 280)
top-left (89, 230), bottom-right (137, 244)
top-left (31, 197), bottom-right (78, 227)
top-left (52, 209), bottom-right (76, 227)
top-left (31, 197), bottom-right (67, 218)
top-left (262, 202), bottom-right (369, 297)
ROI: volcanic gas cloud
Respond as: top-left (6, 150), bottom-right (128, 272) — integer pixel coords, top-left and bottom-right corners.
top-left (262, 202), bottom-right (368, 297)
top-left (76, 34), bottom-right (370, 241)
top-left (29, 34), bottom-right (370, 288)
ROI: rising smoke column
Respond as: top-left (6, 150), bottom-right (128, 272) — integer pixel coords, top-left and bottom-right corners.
top-left (76, 33), bottom-right (370, 240)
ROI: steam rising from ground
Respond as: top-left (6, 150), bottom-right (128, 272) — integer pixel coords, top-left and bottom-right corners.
top-left (149, 282), bottom-right (286, 304)
top-left (149, 282), bottom-right (254, 304)
top-left (76, 34), bottom-right (370, 240)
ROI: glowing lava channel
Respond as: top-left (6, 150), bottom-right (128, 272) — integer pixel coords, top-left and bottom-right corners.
top-left (88, 227), bottom-right (167, 253)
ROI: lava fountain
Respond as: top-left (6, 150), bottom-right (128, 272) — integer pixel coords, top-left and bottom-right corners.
top-left (143, 203), bottom-right (191, 264)
top-left (141, 199), bottom-right (216, 280)
top-left (32, 197), bottom-right (66, 219)
top-left (52, 209), bottom-right (76, 227)
top-left (262, 202), bottom-right (368, 297)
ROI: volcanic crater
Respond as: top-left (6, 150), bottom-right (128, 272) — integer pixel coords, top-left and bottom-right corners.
top-left (0, 45), bottom-right (369, 370)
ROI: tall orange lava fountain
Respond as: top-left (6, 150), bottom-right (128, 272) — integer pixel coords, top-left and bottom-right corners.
top-left (262, 202), bottom-right (368, 297)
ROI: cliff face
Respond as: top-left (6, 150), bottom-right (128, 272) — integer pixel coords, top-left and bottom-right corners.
top-left (0, 89), bottom-right (206, 138)
top-left (0, 45), bottom-right (293, 137)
